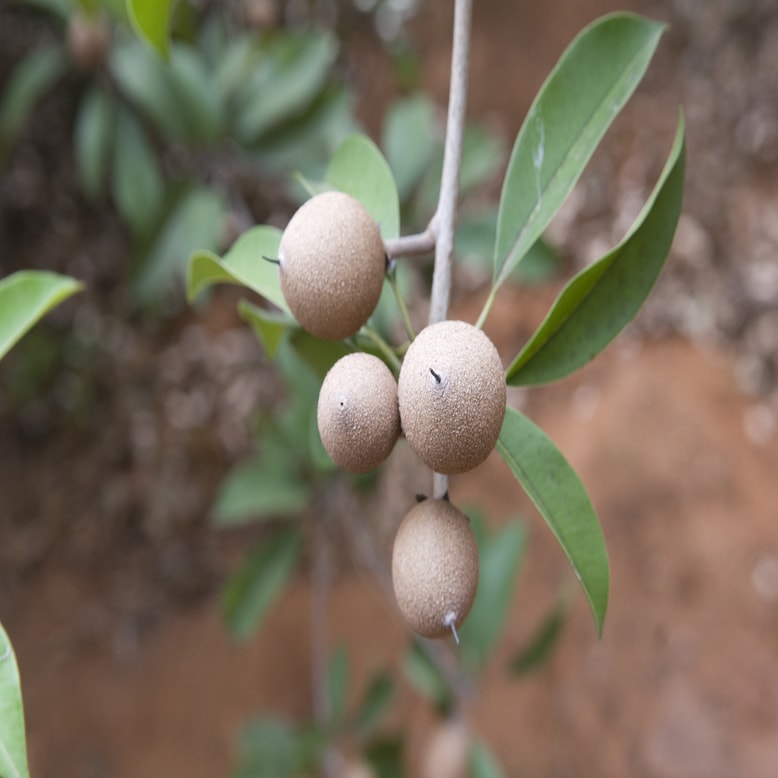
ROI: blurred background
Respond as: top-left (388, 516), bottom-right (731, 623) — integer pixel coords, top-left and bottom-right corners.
top-left (1, 0), bottom-right (778, 775)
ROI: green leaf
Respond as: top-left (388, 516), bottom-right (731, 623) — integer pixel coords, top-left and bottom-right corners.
top-left (211, 454), bottom-right (309, 527)
top-left (458, 517), bottom-right (527, 672)
top-left (234, 717), bottom-right (297, 778)
top-left (74, 86), bottom-right (117, 200)
top-left (0, 44), bottom-right (66, 151)
top-left (109, 40), bottom-right (189, 140)
top-left (509, 591), bottom-right (571, 676)
top-left (133, 187), bottom-right (227, 304)
top-left (497, 407), bottom-right (609, 636)
top-left (354, 672), bottom-right (394, 735)
top-left (238, 300), bottom-right (295, 360)
top-left (326, 646), bottom-right (349, 726)
top-left (459, 123), bottom-right (504, 197)
top-left (288, 329), bottom-right (351, 380)
top-left (222, 528), bottom-right (303, 640)
top-left (363, 735), bottom-right (404, 778)
top-left (111, 108), bottom-right (164, 238)
top-left (402, 640), bottom-right (453, 715)
top-left (0, 271), bottom-right (83, 361)
top-left (126, 0), bottom-right (172, 59)
top-left (0, 622), bottom-right (30, 778)
top-left (187, 225), bottom-right (289, 314)
top-left (382, 94), bottom-right (437, 202)
top-left (470, 739), bottom-right (505, 778)
top-left (506, 115), bottom-right (685, 385)
top-left (326, 134), bottom-right (400, 239)
top-left (167, 45), bottom-right (223, 142)
top-left (235, 32), bottom-right (338, 144)
top-left (494, 13), bottom-right (665, 288)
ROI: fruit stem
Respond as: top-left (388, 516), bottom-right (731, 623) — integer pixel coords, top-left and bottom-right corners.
top-left (474, 286), bottom-right (497, 330)
top-left (360, 326), bottom-right (402, 373)
top-left (388, 263), bottom-right (417, 341)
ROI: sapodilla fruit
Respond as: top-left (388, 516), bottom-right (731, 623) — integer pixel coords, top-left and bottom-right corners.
top-left (398, 320), bottom-right (506, 474)
top-left (278, 191), bottom-right (386, 340)
top-left (317, 353), bottom-right (400, 474)
top-left (391, 498), bottom-right (479, 640)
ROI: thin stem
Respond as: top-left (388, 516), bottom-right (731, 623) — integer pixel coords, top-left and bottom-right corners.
top-left (388, 266), bottom-right (416, 341)
top-left (429, 0), bottom-right (472, 498)
top-left (474, 285), bottom-right (497, 330)
top-left (360, 326), bottom-right (403, 373)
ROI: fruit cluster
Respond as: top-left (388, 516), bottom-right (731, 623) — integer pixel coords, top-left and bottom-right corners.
top-left (276, 191), bottom-right (507, 640)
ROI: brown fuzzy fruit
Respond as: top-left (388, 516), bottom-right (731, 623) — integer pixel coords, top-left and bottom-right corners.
top-left (391, 499), bottom-right (479, 639)
top-left (278, 191), bottom-right (386, 340)
top-left (398, 320), bottom-right (506, 474)
top-left (317, 353), bottom-right (400, 474)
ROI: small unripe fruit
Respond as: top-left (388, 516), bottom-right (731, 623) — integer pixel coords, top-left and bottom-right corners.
top-left (398, 320), bottom-right (506, 474)
top-left (278, 191), bottom-right (386, 340)
top-left (317, 353), bottom-right (400, 474)
top-left (392, 499), bottom-right (479, 639)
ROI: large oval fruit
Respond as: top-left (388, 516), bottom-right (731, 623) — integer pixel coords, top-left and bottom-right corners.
top-left (398, 320), bottom-right (506, 474)
top-left (391, 498), bottom-right (479, 639)
top-left (278, 191), bottom-right (386, 340)
top-left (317, 353), bottom-right (400, 474)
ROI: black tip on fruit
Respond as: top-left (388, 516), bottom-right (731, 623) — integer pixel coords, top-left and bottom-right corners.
top-left (429, 367), bottom-right (442, 384)
top-left (262, 255), bottom-right (281, 265)
top-left (415, 493), bottom-right (428, 503)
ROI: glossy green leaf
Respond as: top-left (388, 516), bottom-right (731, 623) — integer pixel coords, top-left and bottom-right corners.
top-left (0, 622), bottom-right (29, 778)
top-left (134, 187), bottom-right (227, 304)
top-left (0, 44), bottom-right (65, 150)
top-left (470, 739), bottom-right (505, 778)
top-left (494, 13), bottom-right (665, 288)
top-left (222, 528), bottom-right (303, 640)
top-left (126, 0), bottom-right (172, 59)
top-left (187, 226), bottom-right (289, 314)
top-left (354, 672), bottom-right (394, 735)
top-left (326, 134), bottom-right (400, 239)
top-left (238, 300), bottom-right (295, 360)
top-left (382, 94), bottom-right (437, 202)
top-left (497, 407), bottom-right (608, 636)
top-left (111, 108), bottom-right (164, 238)
top-left (458, 517), bottom-right (527, 672)
top-left (75, 86), bottom-right (117, 200)
top-left (507, 115), bottom-right (685, 385)
top-left (211, 454), bottom-right (309, 527)
top-left (235, 32), bottom-right (338, 144)
top-left (0, 271), bottom-right (83, 361)
top-left (509, 590), bottom-right (571, 676)
top-left (326, 646), bottom-right (349, 725)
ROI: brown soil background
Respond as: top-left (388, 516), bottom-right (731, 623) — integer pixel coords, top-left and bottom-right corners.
top-left (2, 0), bottom-right (778, 776)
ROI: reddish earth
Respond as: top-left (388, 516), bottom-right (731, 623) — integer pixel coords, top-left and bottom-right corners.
top-left (3, 0), bottom-right (778, 776)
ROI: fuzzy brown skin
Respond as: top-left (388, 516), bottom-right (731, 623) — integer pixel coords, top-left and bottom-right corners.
top-left (391, 499), bottom-right (479, 639)
top-left (279, 191), bottom-right (386, 340)
top-left (398, 320), bottom-right (506, 474)
top-left (317, 353), bottom-right (400, 474)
